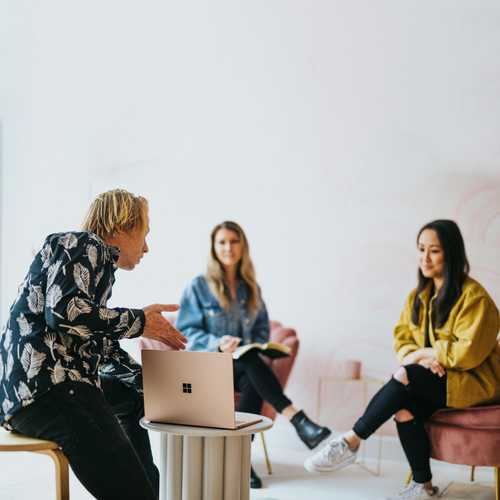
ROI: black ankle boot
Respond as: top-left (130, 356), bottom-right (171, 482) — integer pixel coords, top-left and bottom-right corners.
top-left (290, 410), bottom-right (332, 450)
top-left (250, 466), bottom-right (262, 489)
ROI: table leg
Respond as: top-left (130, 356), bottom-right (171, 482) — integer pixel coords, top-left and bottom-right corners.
top-left (240, 435), bottom-right (251, 500)
top-left (160, 434), bottom-right (168, 500)
top-left (224, 436), bottom-right (243, 500)
top-left (203, 437), bottom-right (224, 500)
top-left (167, 435), bottom-right (183, 500)
top-left (182, 436), bottom-right (203, 500)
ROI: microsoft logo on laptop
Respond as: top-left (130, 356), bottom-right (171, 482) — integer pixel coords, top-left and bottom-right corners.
top-left (182, 383), bottom-right (192, 394)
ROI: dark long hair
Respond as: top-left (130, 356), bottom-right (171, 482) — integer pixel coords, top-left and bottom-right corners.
top-left (411, 220), bottom-right (470, 328)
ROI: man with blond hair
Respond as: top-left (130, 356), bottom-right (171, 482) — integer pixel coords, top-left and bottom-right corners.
top-left (0, 189), bottom-right (186, 500)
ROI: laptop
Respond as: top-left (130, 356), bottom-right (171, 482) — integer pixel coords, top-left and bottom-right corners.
top-left (141, 350), bottom-right (263, 430)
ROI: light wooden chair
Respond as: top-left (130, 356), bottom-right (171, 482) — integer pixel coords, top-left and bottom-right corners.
top-left (0, 427), bottom-right (69, 500)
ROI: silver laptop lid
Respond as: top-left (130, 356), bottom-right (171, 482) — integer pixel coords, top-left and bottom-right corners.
top-left (142, 350), bottom-right (237, 429)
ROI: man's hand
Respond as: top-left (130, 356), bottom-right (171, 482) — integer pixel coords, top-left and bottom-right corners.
top-left (418, 357), bottom-right (446, 377)
top-left (219, 335), bottom-right (241, 353)
top-left (142, 304), bottom-right (187, 350)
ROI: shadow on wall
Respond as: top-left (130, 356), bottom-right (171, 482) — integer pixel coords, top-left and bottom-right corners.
top-left (453, 174), bottom-right (500, 304)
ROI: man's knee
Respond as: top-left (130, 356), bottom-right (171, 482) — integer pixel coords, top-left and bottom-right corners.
top-left (393, 366), bottom-right (409, 385)
top-left (394, 409), bottom-right (414, 422)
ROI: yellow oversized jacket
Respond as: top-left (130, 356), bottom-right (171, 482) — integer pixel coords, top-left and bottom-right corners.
top-left (394, 277), bottom-right (500, 408)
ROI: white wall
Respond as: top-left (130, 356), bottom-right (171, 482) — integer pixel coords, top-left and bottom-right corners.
top-left (1, 1), bottom-right (500, 415)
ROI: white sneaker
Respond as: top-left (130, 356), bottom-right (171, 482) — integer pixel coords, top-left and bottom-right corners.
top-left (304, 436), bottom-right (357, 473)
top-left (386, 481), bottom-right (439, 499)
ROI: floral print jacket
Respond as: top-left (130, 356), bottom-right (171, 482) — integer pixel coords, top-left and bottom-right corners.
top-left (0, 232), bottom-right (145, 428)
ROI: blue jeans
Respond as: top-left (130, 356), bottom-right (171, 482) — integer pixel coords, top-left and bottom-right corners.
top-left (10, 378), bottom-right (159, 500)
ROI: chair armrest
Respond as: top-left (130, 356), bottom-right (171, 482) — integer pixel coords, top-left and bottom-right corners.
top-left (268, 323), bottom-right (299, 383)
top-left (270, 324), bottom-right (299, 348)
top-left (137, 337), bottom-right (173, 351)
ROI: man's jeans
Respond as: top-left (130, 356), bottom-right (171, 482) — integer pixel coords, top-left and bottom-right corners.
top-left (10, 378), bottom-right (159, 500)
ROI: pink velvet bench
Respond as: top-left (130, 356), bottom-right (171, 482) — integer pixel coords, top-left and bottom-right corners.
top-left (425, 404), bottom-right (500, 500)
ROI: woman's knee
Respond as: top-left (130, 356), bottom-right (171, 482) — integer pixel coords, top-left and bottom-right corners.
top-left (394, 409), bottom-right (414, 422)
top-left (237, 350), bottom-right (261, 366)
top-left (393, 366), bottom-right (409, 385)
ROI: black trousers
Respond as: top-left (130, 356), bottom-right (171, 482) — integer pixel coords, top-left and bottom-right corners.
top-left (352, 364), bottom-right (447, 483)
top-left (234, 350), bottom-right (292, 414)
top-left (10, 378), bottom-right (159, 500)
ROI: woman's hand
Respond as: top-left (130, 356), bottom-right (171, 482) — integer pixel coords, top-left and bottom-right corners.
top-left (402, 347), bottom-right (437, 365)
top-left (219, 335), bottom-right (241, 353)
top-left (418, 357), bottom-right (446, 377)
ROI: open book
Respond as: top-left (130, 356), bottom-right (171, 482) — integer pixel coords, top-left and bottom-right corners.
top-left (232, 342), bottom-right (291, 360)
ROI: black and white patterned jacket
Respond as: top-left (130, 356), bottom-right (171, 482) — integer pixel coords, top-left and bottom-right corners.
top-left (0, 231), bottom-right (145, 428)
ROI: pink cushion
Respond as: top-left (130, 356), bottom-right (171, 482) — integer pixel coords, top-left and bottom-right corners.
top-left (138, 337), bottom-right (171, 351)
top-left (426, 405), bottom-right (500, 467)
top-left (430, 405), bottom-right (500, 429)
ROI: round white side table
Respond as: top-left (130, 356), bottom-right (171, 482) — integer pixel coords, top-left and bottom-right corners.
top-left (141, 412), bottom-right (273, 500)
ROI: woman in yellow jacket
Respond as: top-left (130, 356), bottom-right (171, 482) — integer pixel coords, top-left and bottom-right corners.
top-left (305, 219), bottom-right (499, 500)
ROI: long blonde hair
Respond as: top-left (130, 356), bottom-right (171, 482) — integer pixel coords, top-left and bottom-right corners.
top-left (206, 221), bottom-right (260, 315)
top-left (82, 189), bottom-right (148, 239)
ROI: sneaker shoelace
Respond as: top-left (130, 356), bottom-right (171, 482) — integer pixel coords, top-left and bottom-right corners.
top-left (326, 439), bottom-right (346, 462)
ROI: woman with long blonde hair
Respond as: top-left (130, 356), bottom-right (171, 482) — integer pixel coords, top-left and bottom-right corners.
top-left (177, 221), bottom-right (331, 488)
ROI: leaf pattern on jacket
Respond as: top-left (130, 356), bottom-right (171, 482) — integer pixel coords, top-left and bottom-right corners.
top-left (59, 233), bottom-right (78, 250)
top-left (44, 332), bottom-right (57, 361)
top-left (54, 343), bottom-right (73, 363)
top-left (2, 399), bottom-right (13, 415)
top-left (100, 281), bottom-right (113, 306)
top-left (15, 276), bottom-right (29, 303)
top-left (46, 260), bottom-right (62, 290)
top-left (5, 351), bottom-right (14, 379)
top-left (46, 285), bottom-right (63, 309)
top-left (27, 286), bottom-right (45, 314)
top-left (16, 314), bottom-right (32, 337)
top-left (123, 316), bottom-right (142, 338)
top-left (95, 269), bottom-right (104, 287)
top-left (50, 360), bottom-right (66, 384)
top-left (66, 297), bottom-right (92, 322)
top-left (58, 330), bottom-right (73, 349)
top-left (2, 329), bottom-right (12, 351)
top-left (61, 324), bottom-right (92, 339)
top-left (17, 381), bottom-right (33, 401)
top-left (0, 355), bottom-right (3, 380)
top-left (116, 311), bottom-right (129, 331)
top-left (87, 244), bottom-right (98, 270)
top-left (21, 344), bottom-right (46, 380)
top-left (67, 369), bottom-right (82, 381)
top-left (98, 308), bottom-right (119, 321)
top-left (73, 263), bottom-right (91, 296)
top-left (40, 243), bottom-right (53, 269)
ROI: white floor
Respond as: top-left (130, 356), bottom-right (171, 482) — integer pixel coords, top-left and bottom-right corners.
top-left (0, 417), bottom-right (496, 499)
